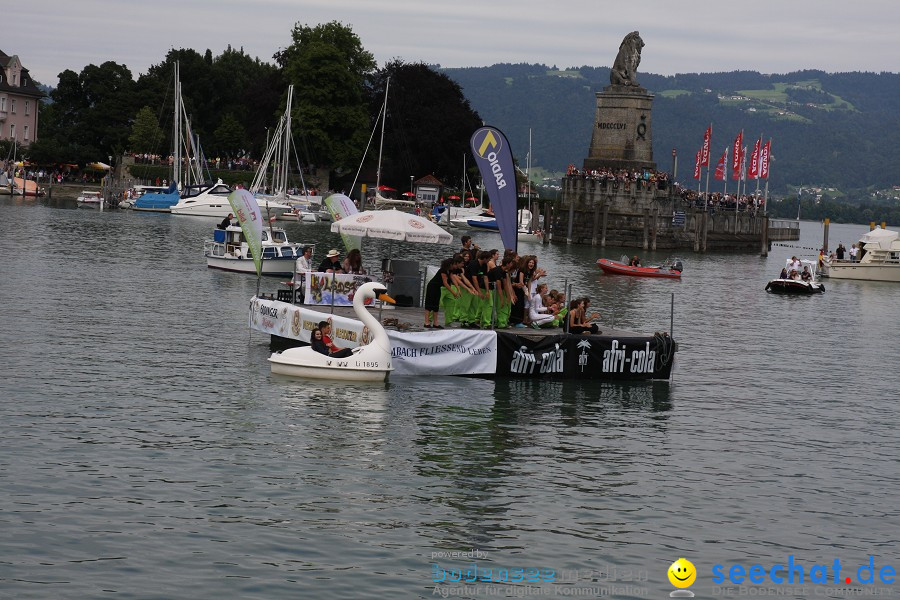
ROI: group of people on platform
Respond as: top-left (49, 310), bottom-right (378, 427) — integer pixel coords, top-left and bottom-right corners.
top-left (422, 236), bottom-right (600, 334)
top-left (677, 188), bottom-right (766, 214)
top-left (565, 166), bottom-right (669, 192)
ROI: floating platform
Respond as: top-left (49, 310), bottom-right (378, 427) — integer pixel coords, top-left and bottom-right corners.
top-left (250, 297), bottom-right (676, 381)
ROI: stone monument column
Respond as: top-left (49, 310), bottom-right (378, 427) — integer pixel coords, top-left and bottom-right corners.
top-left (582, 31), bottom-right (656, 172)
top-left (583, 86), bottom-right (656, 171)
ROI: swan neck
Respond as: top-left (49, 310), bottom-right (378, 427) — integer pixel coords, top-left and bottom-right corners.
top-left (354, 292), bottom-right (390, 347)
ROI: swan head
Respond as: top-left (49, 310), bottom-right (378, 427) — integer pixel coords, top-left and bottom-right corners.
top-left (354, 281), bottom-right (396, 307)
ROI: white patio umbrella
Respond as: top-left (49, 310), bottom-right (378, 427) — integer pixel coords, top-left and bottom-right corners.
top-left (330, 209), bottom-right (453, 244)
top-left (330, 209), bottom-right (453, 316)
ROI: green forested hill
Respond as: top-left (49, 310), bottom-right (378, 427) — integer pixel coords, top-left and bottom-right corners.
top-left (442, 65), bottom-right (900, 197)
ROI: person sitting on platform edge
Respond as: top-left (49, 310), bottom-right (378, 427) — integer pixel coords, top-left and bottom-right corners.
top-left (568, 298), bottom-right (600, 335)
top-left (318, 249), bottom-right (344, 273)
top-left (218, 213), bottom-right (234, 230)
top-left (318, 321), bottom-right (353, 358)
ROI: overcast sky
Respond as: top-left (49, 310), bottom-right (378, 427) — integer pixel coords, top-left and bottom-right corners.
top-left (8, 0), bottom-right (900, 86)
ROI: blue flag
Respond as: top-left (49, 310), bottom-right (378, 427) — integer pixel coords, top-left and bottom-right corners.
top-left (470, 126), bottom-right (518, 253)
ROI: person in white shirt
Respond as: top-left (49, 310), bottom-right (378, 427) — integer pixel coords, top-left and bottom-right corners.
top-left (295, 246), bottom-right (313, 273)
top-left (292, 246), bottom-right (314, 300)
top-left (528, 283), bottom-right (557, 329)
top-left (849, 244), bottom-right (859, 262)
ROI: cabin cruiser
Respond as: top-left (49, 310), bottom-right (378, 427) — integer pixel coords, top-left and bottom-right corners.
top-left (204, 224), bottom-right (313, 277)
top-left (76, 190), bottom-right (103, 208)
top-left (131, 183), bottom-right (179, 212)
top-left (171, 180), bottom-right (292, 219)
top-left (822, 227), bottom-right (900, 282)
top-left (765, 259), bottom-right (824, 294)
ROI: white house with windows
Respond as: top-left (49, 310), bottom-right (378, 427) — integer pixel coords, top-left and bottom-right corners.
top-left (0, 49), bottom-right (44, 145)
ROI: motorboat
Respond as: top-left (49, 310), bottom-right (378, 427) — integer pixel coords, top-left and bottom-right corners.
top-left (765, 259), bottom-right (825, 294)
top-left (204, 224), bottom-right (312, 277)
top-left (171, 180), bottom-right (293, 219)
top-left (597, 256), bottom-right (684, 278)
top-left (465, 214), bottom-right (499, 230)
top-left (518, 228), bottom-right (544, 244)
top-left (11, 177), bottom-right (44, 197)
top-left (450, 209), bottom-right (533, 232)
top-left (278, 206), bottom-right (320, 223)
top-left (76, 190), bottom-right (103, 208)
top-left (822, 227), bottom-right (900, 282)
top-left (268, 281), bottom-right (396, 381)
top-left (132, 182), bottom-right (179, 212)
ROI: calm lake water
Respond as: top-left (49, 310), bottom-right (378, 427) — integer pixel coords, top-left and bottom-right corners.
top-left (1, 194), bottom-right (899, 599)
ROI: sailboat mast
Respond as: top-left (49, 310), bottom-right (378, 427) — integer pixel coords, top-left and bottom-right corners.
top-left (280, 85), bottom-right (293, 199)
top-left (173, 62), bottom-right (181, 188)
top-left (375, 77), bottom-right (389, 193)
top-left (525, 128), bottom-right (532, 228)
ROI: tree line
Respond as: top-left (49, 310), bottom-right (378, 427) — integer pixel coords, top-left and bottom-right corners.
top-left (22, 22), bottom-right (483, 192)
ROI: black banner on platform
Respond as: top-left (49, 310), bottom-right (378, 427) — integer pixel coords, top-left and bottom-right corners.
top-left (495, 332), bottom-right (675, 380)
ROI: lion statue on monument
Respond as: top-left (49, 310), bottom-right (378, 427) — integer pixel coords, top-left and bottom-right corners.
top-left (609, 31), bottom-right (644, 87)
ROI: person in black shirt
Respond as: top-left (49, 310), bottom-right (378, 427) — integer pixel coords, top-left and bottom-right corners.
top-left (310, 328), bottom-right (329, 355)
top-left (317, 249), bottom-right (344, 273)
top-left (218, 213), bottom-right (234, 230)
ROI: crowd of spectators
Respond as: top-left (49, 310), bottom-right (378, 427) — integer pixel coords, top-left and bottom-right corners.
top-left (674, 186), bottom-right (766, 214)
top-left (131, 152), bottom-right (318, 175)
top-left (1, 162), bottom-right (104, 185)
top-left (565, 165), bottom-right (670, 191)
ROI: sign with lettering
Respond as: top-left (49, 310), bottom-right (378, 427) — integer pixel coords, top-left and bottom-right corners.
top-left (303, 273), bottom-right (376, 306)
top-left (249, 296), bottom-right (372, 350)
top-left (387, 329), bottom-right (497, 376)
top-left (496, 333), bottom-right (675, 380)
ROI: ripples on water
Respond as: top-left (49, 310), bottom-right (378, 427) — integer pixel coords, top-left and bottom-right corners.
top-left (1, 198), bottom-right (899, 598)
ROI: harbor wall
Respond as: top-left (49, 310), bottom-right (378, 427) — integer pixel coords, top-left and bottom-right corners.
top-left (548, 175), bottom-right (798, 252)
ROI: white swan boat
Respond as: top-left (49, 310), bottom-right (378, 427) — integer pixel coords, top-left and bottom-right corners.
top-left (204, 225), bottom-right (312, 277)
top-left (268, 281), bottom-right (396, 381)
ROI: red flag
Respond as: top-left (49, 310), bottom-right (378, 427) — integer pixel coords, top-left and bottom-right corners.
top-left (731, 131), bottom-right (743, 180)
top-left (693, 148), bottom-right (702, 180)
top-left (748, 138), bottom-right (761, 179)
top-left (760, 140), bottom-right (771, 179)
top-left (701, 125), bottom-right (712, 167)
top-left (714, 148), bottom-right (728, 180)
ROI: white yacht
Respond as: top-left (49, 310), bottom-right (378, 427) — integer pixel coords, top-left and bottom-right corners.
top-left (823, 227), bottom-right (900, 282)
top-left (170, 180), bottom-right (292, 219)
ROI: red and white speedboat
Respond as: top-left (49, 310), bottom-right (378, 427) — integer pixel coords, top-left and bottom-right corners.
top-left (596, 257), bottom-right (684, 279)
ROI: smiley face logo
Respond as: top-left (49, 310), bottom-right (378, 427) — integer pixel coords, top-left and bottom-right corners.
top-left (668, 558), bottom-right (696, 588)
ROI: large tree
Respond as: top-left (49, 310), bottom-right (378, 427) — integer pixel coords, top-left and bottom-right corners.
top-left (128, 106), bottom-right (165, 154)
top-left (213, 113), bottom-right (246, 158)
top-left (367, 61), bottom-right (483, 190)
top-left (37, 62), bottom-right (137, 164)
top-left (277, 21), bottom-right (376, 170)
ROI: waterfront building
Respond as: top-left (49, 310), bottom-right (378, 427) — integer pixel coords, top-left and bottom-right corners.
top-left (0, 50), bottom-right (44, 145)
